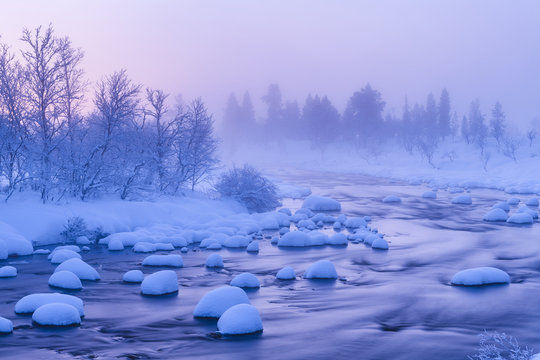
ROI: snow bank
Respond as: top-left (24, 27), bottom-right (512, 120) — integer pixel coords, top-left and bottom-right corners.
top-left (193, 286), bottom-right (251, 318)
top-left (276, 266), bottom-right (296, 280)
top-left (301, 195), bottom-right (341, 211)
top-left (217, 304), bottom-right (263, 335)
top-left (230, 273), bottom-right (260, 288)
top-left (451, 267), bottom-right (510, 286)
top-left (15, 293), bottom-right (84, 316)
top-left (383, 195), bottom-right (401, 203)
top-left (32, 303), bottom-right (81, 327)
top-left (55, 258), bottom-right (100, 281)
top-left (123, 270), bottom-right (144, 283)
top-left (140, 270), bottom-right (178, 296)
top-left (483, 208), bottom-right (508, 222)
top-left (0, 266), bottom-right (17, 278)
top-left (0, 225), bottom-right (33, 256)
top-left (452, 194), bottom-right (472, 205)
top-left (0, 317), bottom-right (13, 334)
top-left (206, 253), bottom-right (224, 268)
top-left (304, 260), bottom-right (338, 279)
top-left (142, 254), bottom-right (183, 267)
top-left (48, 271), bottom-right (82, 290)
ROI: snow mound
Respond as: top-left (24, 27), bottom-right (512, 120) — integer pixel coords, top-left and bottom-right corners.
top-left (230, 273), bottom-right (260, 288)
top-left (383, 195), bottom-right (401, 203)
top-left (297, 219), bottom-right (316, 230)
top-left (526, 197), bottom-right (539, 207)
top-left (217, 304), bottom-right (263, 335)
top-left (33, 249), bottom-right (50, 255)
top-left (15, 293), bottom-right (84, 316)
top-left (327, 233), bottom-right (348, 245)
top-left (55, 258), bottom-right (100, 281)
top-left (206, 253), bottom-right (224, 268)
top-left (278, 231), bottom-right (309, 247)
top-left (0, 317), bottom-right (13, 334)
top-left (54, 245), bottom-right (81, 253)
top-left (295, 208), bottom-right (315, 217)
top-left (49, 249), bottom-right (81, 264)
top-left (246, 241), bottom-right (259, 252)
top-left (133, 242), bottom-right (157, 253)
top-left (332, 221), bottom-right (341, 230)
top-left (193, 286), bottom-right (251, 318)
top-left (364, 233), bottom-right (381, 246)
top-left (32, 303), bottom-right (81, 327)
top-left (492, 201), bottom-right (510, 212)
top-left (507, 198), bottom-right (520, 205)
top-left (207, 242), bottom-right (222, 250)
top-left (312, 213), bottom-right (336, 223)
top-left (276, 266), bottom-right (296, 280)
top-left (304, 260), bottom-right (338, 279)
top-left (1, 232), bottom-right (33, 256)
top-left (278, 208), bottom-right (292, 216)
top-left (48, 271), bottom-right (82, 290)
top-left (142, 254), bottom-right (183, 267)
top-left (140, 270), bottom-right (178, 296)
top-left (0, 266), bottom-right (17, 278)
top-left (483, 208), bottom-right (508, 222)
top-left (301, 195), bottom-right (341, 211)
top-left (223, 235), bottom-right (250, 248)
top-left (452, 194), bottom-right (472, 205)
top-left (344, 217), bottom-right (367, 229)
top-left (422, 191), bottom-right (437, 199)
top-left (99, 231), bottom-right (143, 246)
top-left (451, 267), bottom-right (510, 286)
top-left (123, 270), bottom-right (144, 283)
top-left (516, 205), bottom-right (539, 219)
top-left (372, 238), bottom-right (389, 250)
top-left (507, 213), bottom-right (534, 224)
top-left (76, 236), bottom-right (91, 245)
top-left (108, 239), bottom-right (124, 251)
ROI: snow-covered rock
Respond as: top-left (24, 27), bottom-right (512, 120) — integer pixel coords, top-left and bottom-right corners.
top-left (327, 233), bottom-right (348, 245)
top-left (278, 208), bottom-right (292, 216)
top-left (123, 270), bottom-right (144, 283)
top-left (55, 258), bottom-right (100, 281)
top-left (507, 198), bottom-right (520, 205)
top-left (217, 304), bottom-right (263, 335)
top-left (0, 317), bottom-right (13, 334)
top-left (49, 249), bottom-right (81, 264)
top-left (223, 235), bottom-right (250, 248)
top-left (363, 233), bottom-right (381, 246)
top-left (32, 303), bottom-right (81, 327)
top-left (133, 242), bottom-right (157, 253)
top-left (33, 249), bottom-right (50, 255)
top-left (304, 260), bottom-right (338, 279)
top-left (76, 236), bottom-right (91, 245)
top-left (278, 231), bottom-right (310, 247)
top-left (422, 191), bottom-right (437, 199)
top-left (301, 195), bottom-right (341, 211)
top-left (48, 271), bottom-right (82, 290)
top-left (297, 219), bottom-right (316, 230)
top-left (507, 213), bottom-right (534, 224)
top-left (383, 195), bottom-right (401, 203)
top-left (0, 266), bottom-right (17, 278)
top-left (108, 239), bottom-right (124, 251)
top-left (526, 197), bottom-right (539, 207)
top-left (516, 205), bottom-right (539, 219)
top-left (207, 242), bottom-right (222, 250)
top-left (193, 286), bottom-right (251, 318)
top-left (142, 254), bottom-right (183, 267)
top-left (2, 232), bottom-right (33, 256)
top-left (180, 247), bottom-right (188, 253)
top-left (140, 270), bottom-right (178, 296)
top-left (483, 208), bottom-right (508, 222)
top-left (344, 217), bottom-right (367, 229)
top-left (372, 238), bottom-right (389, 250)
top-left (295, 208), bottom-right (315, 218)
top-left (276, 266), bottom-right (296, 280)
top-left (206, 253), bottom-right (224, 268)
top-left (246, 241), bottom-right (259, 253)
top-left (81, 246), bottom-right (90, 251)
top-left (451, 267), bottom-right (510, 286)
top-left (452, 194), bottom-right (472, 205)
top-left (492, 201), bottom-right (510, 211)
top-left (230, 273), bottom-right (260, 288)
top-left (332, 221), bottom-right (341, 230)
top-left (15, 293), bottom-right (84, 316)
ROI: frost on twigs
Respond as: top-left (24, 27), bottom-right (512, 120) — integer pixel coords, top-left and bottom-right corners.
top-left (468, 331), bottom-right (533, 360)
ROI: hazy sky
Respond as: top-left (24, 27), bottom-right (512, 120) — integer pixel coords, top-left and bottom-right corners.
top-left (1, 0), bottom-right (539, 128)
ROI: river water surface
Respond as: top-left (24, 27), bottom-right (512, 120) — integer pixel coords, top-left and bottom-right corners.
top-left (1, 170), bottom-right (539, 359)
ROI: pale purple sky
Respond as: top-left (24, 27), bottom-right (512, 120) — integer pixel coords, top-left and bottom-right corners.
top-left (1, 0), bottom-right (539, 127)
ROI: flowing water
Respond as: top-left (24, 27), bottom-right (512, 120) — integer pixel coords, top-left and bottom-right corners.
top-left (1, 170), bottom-right (539, 359)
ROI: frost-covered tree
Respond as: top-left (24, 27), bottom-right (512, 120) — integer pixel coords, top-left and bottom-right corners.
top-left (262, 84), bottom-right (284, 140)
top-left (468, 99), bottom-right (488, 154)
top-left (461, 116), bottom-right (471, 144)
top-left (399, 97), bottom-right (415, 154)
top-left (282, 100), bottom-right (301, 139)
top-left (438, 88), bottom-right (451, 139)
top-left (490, 101), bottom-right (506, 146)
top-left (301, 95), bottom-right (340, 156)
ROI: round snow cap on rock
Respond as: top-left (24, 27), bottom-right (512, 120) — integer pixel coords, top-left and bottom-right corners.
top-left (193, 286), bottom-right (250, 318)
top-left (217, 304), bottom-right (263, 336)
top-left (15, 293), bottom-right (84, 316)
top-left (327, 233), bottom-right (348, 245)
top-left (372, 238), bottom-right (389, 250)
top-left (507, 213), bottom-right (534, 224)
top-left (383, 195), bottom-right (401, 203)
top-left (140, 270), bottom-right (178, 296)
top-left (142, 254), bottom-right (183, 267)
top-left (422, 191), bottom-right (437, 199)
top-left (55, 258), bottom-right (100, 281)
top-left (0, 316), bottom-right (13, 334)
top-left (48, 271), bottom-right (82, 290)
top-left (49, 249), bottom-right (81, 264)
top-left (304, 260), bottom-right (338, 279)
top-left (0, 266), bottom-right (17, 278)
top-left (278, 231), bottom-right (310, 247)
top-left (206, 253), bottom-right (224, 268)
top-left (526, 197), bottom-right (539, 207)
top-left (123, 270), bottom-right (144, 283)
top-left (108, 239), bottom-right (124, 251)
top-left (230, 273), bottom-right (260, 288)
top-left (276, 266), bottom-right (296, 280)
top-left (451, 267), bottom-right (510, 286)
top-left (452, 194), bottom-right (472, 205)
top-left (301, 195), bottom-right (341, 211)
top-left (246, 241), bottom-right (259, 252)
top-left (483, 208), bottom-right (508, 222)
top-left (32, 303), bottom-right (81, 327)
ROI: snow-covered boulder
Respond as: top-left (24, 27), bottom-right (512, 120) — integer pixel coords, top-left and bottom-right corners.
top-left (49, 249), bottom-right (81, 264)
top-left (302, 195), bottom-right (341, 211)
top-left (76, 236), bottom-right (91, 245)
top-left (2, 232), bottom-right (33, 256)
top-left (230, 273), bottom-right (260, 288)
top-left (451, 267), bottom-right (510, 286)
top-left (526, 197), bottom-right (539, 207)
top-left (364, 233), bottom-right (381, 246)
top-left (206, 253), bottom-right (224, 268)
top-left (55, 258), bottom-right (100, 281)
top-left (0, 317), bottom-right (13, 334)
top-left (223, 235), bottom-right (250, 248)
top-left (99, 232), bottom-right (143, 246)
top-left (0, 266), bottom-right (17, 278)
top-left (142, 254), bottom-right (183, 268)
top-left (81, 246), bottom-right (90, 251)
top-left (276, 266), bottom-right (296, 280)
top-left (383, 195), bottom-right (401, 203)
top-left (180, 247), bottom-right (188, 253)
top-left (32, 303), bottom-right (81, 327)
top-left (15, 293), bottom-right (84, 316)
top-left (154, 243), bottom-right (174, 251)
top-left (332, 221), bottom-right (341, 230)
top-left (492, 201), bottom-right (510, 212)
top-left (327, 233), bottom-right (348, 245)
top-left (516, 205), bottom-right (538, 219)
top-left (140, 270), bottom-right (178, 296)
top-left (278, 208), bottom-right (292, 216)
top-left (246, 241), bottom-right (259, 253)
top-left (295, 208), bottom-right (315, 218)
top-left (133, 242), bottom-right (157, 253)
top-left (193, 286), bottom-right (251, 318)
top-left (507, 198), bottom-right (520, 205)
top-left (483, 208), bottom-right (508, 222)
top-left (48, 271), bottom-right (82, 290)
top-left (372, 238), bottom-right (389, 250)
top-left (344, 217), bottom-right (367, 229)
top-left (123, 270), bottom-right (144, 283)
top-left (297, 219), bottom-right (316, 230)
top-left (304, 260), bottom-right (338, 279)
top-left (507, 213), bottom-right (534, 224)
top-left (452, 195), bottom-right (472, 205)
top-left (278, 231), bottom-right (309, 247)
top-left (108, 239), bottom-right (124, 251)
top-left (33, 249), bottom-right (50, 255)
top-left (217, 304), bottom-right (263, 335)
top-left (422, 191), bottom-right (437, 199)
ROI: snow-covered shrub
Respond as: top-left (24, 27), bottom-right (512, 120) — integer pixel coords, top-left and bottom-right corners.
top-left (60, 216), bottom-right (88, 243)
top-left (468, 331), bottom-right (533, 360)
top-left (215, 165), bottom-right (281, 213)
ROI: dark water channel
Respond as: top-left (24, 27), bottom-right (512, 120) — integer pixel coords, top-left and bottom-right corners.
top-left (1, 170), bottom-right (539, 359)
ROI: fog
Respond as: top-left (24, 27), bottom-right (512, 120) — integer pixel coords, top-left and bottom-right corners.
top-left (1, 0), bottom-right (539, 126)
